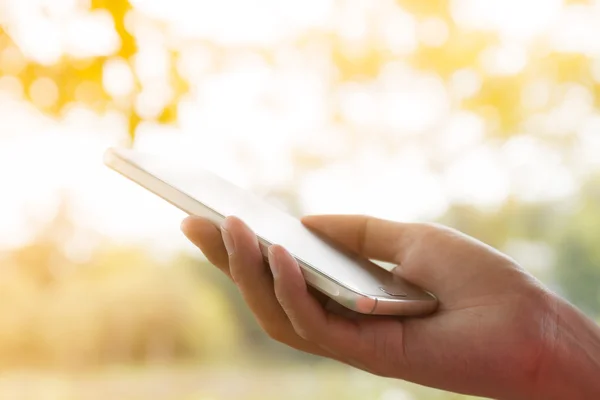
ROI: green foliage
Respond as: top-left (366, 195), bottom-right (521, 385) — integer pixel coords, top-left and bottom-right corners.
top-left (553, 177), bottom-right (600, 315)
top-left (440, 178), bottom-right (600, 319)
top-left (440, 199), bottom-right (560, 250)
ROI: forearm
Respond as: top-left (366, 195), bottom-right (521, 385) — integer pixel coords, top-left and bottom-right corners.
top-left (532, 297), bottom-right (600, 400)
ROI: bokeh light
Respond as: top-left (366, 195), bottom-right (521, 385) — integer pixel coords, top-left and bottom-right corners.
top-left (1, 0), bottom-right (600, 398)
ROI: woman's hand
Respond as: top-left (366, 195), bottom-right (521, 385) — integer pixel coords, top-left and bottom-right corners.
top-left (181, 214), bottom-right (600, 400)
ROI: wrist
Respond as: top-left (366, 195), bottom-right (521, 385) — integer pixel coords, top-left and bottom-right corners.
top-left (529, 294), bottom-right (600, 400)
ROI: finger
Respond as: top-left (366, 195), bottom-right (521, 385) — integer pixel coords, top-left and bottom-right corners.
top-left (268, 244), bottom-right (372, 360)
top-left (301, 215), bottom-right (498, 296)
top-left (221, 217), bottom-right (336, 358)
top-left (301, 214), bottom-right (414, 263)
top-left (391, 223), bottom-right (520, 299)
top-left (181, 216), bottom-right (231, 278)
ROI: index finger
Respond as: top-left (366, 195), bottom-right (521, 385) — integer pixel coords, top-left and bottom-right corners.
top-left (181, 216), bottom-right (232, 278)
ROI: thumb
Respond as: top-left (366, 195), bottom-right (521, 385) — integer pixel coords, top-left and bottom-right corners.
top-left (301, 215), bottom-right (441, 294)
top-left (301, 214), bottom-right (414, 263)
top-left (302, 215), bottom-right (515, 299)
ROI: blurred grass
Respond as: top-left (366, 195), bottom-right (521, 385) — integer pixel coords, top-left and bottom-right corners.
top-left (0, 363), bottom-right (483, 400)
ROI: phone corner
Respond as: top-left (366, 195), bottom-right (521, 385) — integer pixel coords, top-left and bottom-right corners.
top-left (102, 146), bottom-right (119, 167)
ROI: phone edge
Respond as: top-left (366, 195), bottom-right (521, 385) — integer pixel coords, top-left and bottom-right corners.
top-left (103, 147), bottom-right (437, 316)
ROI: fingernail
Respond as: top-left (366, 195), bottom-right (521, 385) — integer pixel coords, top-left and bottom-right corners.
top-left (221, 220), bottom-right (235, 256)
top-left (267, 246), bottom-right (279, 279)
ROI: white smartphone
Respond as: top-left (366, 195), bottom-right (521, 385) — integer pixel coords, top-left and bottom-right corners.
top-left (103, 147), bottom-right (438, 316)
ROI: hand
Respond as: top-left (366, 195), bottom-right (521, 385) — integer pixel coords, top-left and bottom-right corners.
top-left (181, 215), bottom-right (600, 399)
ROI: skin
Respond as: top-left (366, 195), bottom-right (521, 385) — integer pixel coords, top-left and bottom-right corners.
top-left (181, 214), bottom-right (600, 400)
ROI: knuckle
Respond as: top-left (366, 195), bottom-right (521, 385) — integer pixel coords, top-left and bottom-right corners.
top-left (291, 319), bottom-right (321, 342)
top-left (229, 269), bottom-right (243, 286)
top-left (263, 324), bottom-right (288, 343)
top-left (273, 286), bottom-right (295, 313)
top-left (274, 292), bottom-right (290, 312)
top-left (411, 222), bottom-right (457, 248)
top-left (414, 222), bottom-right (445, 236)
top-left (292, 324), bottom-right (311, 341)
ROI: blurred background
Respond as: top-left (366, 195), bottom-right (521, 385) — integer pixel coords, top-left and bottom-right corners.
top-left (0, 0), bottom-right (599, 398)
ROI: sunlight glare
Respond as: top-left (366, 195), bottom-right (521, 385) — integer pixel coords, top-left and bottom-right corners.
top-left (542, 84), bottom-right (594, 136)
top-left (503, 136), bottom-right (577, 202)
top-left (376, 4), bottom-right (417, 55)
top-left (0, 46), bottom-right (27, 75)
top-left (29, 77), bottom-right (59, 109)
top-left (299, 147), bottom-right (448, 221)
top-left (0, 76), bottom-right (24, 100)
top-left (593, 59), bottom-right (600, 84)
top-left (577, 116), bottom-right (600, 169)
top-left (63, 9), bottom-right (120, 58)
top-left (103, 58), bottom-right (135, 98)
top-left (1, 0), bottom-right (598, 257)
top-left (9, 11), bottom-right (63, 64)
top-left (418, 17), bottom-right (449, 48)
top-left (131, 0), bottom-right (334, 45)
top-left (338, 83), bottom-right (378, 127)
top-left (550, 5), bottom-right (600, 56)
top-left (480, 41), bottom-right (528, 76)
top-left (135, 83), bottom-right (173, 120)
top-left (4, 0), bottom-right (116, 63)
top-left (40, 0), bottom-right (80, 18)
top-left (378, 68), bottom-right (449, 132)
top-left (176, 45), bottom-right (213, 83)
top-left (133, 45), bottom-right (170, 84)
top-left (435, 111), bottom-right (485, 161)
top-left (0, 97), bottom-right (191, 252)
top-left (451, 0), bottom-right (563, 41)
top-left (521, 79), bottom-right (552, 110)
top-left (449, 69), bottom-right (481, 100)
top-left (444, 145), bottom-right (510, 208)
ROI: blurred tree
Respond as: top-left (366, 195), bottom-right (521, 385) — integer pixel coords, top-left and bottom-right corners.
top-left (0, 0), bottom-right (188, 142)
top-left (440, 177), bottom-right (600, 319)
top-left (1, 0), bottom-right (599, 145)
top-left (553, 176), bottom-right (600, 316)
top-left (4, 194), bottom-right (84, 286)
top-left (175, 252), bottom-right (323, 363)
top-left (0, 197), bottom-right (242, 370)
top-left (440, 199), bottom-right (563, 250)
